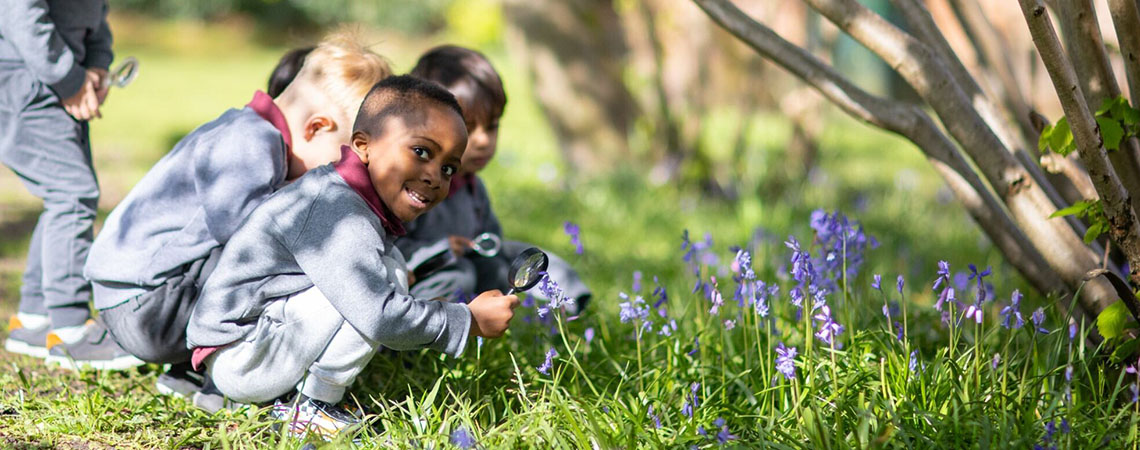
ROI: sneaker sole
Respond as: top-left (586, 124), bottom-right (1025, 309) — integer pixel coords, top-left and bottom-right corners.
top-left (155, 381), bottom-right (187, 399)
top-left (45, 354), bottom-right (146, 371)
top-left (4, 339), bottom-right (49, 358)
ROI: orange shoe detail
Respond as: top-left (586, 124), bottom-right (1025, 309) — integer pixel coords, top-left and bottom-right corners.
top-left (8, 316), bottom-right (23, 331)
top-left (45, 332), bottom-right (64, 350)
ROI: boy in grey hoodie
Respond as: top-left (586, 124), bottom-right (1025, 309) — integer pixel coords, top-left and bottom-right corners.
top-left (186, 75), bottom-right (519, 439)
top-left (1, 0), bottom-right (118, 364)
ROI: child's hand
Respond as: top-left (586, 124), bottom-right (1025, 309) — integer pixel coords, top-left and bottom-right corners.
top-left (90, 68), bottom-right (111, 106)
top-left (62, 69), bottom-right (105, 121)
top-left (467, 289), bottom-right (519, 338)
top-left (448, 235), bottom-right (474, 256)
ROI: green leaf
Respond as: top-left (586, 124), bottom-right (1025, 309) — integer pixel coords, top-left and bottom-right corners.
top-left (1111, 337), bottom-right (1140, 363)
top-left (1050, 199), bottom-right (1095, 219)
top-left (1083, 221), bottom-right (1108, 243)
top-left (1124, 105), bottom-right (1140, 126)
top-left (1097, 97), bottom-right (1119, 116)
top-left (1049, 117), bottom-right (1074, 156)
top-left (1039, 123), bottom-right (1054, 153)
top-left (1097, 116), bottom-right (1125, 151)
top-left (1097, 300), bottom-right (1138, 340)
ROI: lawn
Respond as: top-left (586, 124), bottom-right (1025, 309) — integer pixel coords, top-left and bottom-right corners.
top-left (2, 15), bottom-right (1138, 450)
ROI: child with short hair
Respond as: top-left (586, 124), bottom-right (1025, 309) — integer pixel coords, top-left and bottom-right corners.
top-left (398, 45), bottom-right (592, 309)
top-left (267, 46), bottom-right (314, 98)
top-left (80, 32), bottom-right (390, 379)
top-left (187, 75), bottom-right (519, 438)
top-left (1, 0), bottom-right (116, 361)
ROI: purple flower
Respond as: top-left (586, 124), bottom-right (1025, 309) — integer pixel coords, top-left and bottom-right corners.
top-left (1132, 383), bottom-right (1139, 403)
top-left (733, 249), bottom-right (755, 281)
top-left (789, 287), bottom-right (805, 309)
top-left (619, 293), bottom-right (650, 324)
top-left (909, 350), bottom-right (918, 373)
top-left (896, 275), bottom-right (905, 294)
top-left (584, 327), bottom-right (595, 344)
top-left (714, 418), bottom-right (737, 444)
top-left (785, 237), bottom-right (813, 284)
top-left (659, 319), bottom-right (678, 336)
top-left (1031, 307), bottom-right (1049, 334)
top-left (537, 347), bottom-right (557, 375)
top-left (681, 382), bottom-right (700, 418)
top-left (632, 271), bottom-right (643, 293)
top-left (1065, 365), bottom-right (1073, 382)
top-left (872, 274), bottom-right (882, 291)
top-left (968, 264), bottom-right (992, 302)
top-left (882, 303), bottom-right (891, 319)
top-left (934, 287), bottom-right (955, 312)
top-left (450, 427), bottom-right (476, 449)
top-left (688, 337), bottom-right (700, 357)
top-left (647, 405), bottom-right (661, 429)
top-left (964, 302), bottom-right (983, 324)
top-left (708, 283), bottom-right (724, 315)
top-left (813, 303), bottom-right (844, 345)
top-left (933, 260), bottom-right (951, 292)
top-left (775, 343), bottom-right (797, 380)
top-left (991, 353), bottom-right (1001, 369)
top-left (564, 221), bottom-right (583, 254)
top-left (1001, 290), bottom-right (1025, 329)
top-left (723, 319), bottom-right (736, 330)
top-left (1061, 419), bottom-right (1070, 434)
top-left (1069, 322), bottom-right (1078, 340)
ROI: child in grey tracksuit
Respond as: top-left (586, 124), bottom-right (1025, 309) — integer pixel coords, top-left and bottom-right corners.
top-left (187, 76), bottom-right (518, 437)
top-left (83, 36), bottom-right (390, 373)
top-left (0, 0), bottom-right (116, 360)
top-left (398, 45), bottom-right (592, 310)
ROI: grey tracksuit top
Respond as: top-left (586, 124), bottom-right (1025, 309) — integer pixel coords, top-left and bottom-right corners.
top-left (0, 0), bottom-right (113, 98)
top-left (185, 164), bottom-right (472, 358)
top-left (85, 101), bottom-right (288, 309)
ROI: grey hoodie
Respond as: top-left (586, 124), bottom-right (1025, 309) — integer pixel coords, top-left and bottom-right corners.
top-left (0, 0), bottom-right (113, 98)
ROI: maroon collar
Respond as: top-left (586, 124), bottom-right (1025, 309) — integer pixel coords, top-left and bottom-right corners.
top-left (448, 173), bottom-right (476, 198)
top-left (333, 146), bottom-right (406, 236)
top-left (247, 90), bottom-right (292, 151)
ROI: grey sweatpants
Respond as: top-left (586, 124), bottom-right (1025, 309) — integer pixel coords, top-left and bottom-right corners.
top-left (99, 248), bottom-right (220, 364)
top-left (205, 286), bottom-right (379, 404)
top-left (0, 63), bottom-right (99, 328)
top-left (411, 240), bottom-right (592, 313)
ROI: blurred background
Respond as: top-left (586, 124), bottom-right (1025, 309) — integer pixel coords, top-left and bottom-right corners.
top-left (0, 0), bottom-right (1037, 310)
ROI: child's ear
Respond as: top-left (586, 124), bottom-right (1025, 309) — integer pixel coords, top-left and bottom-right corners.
top-left (302, 116), bottom-right (336, 142)
top-left (350, 131), bottom-right (370, 164)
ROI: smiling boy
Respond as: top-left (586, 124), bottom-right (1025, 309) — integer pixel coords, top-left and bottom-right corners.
top-left (186, 75), bottom-right (519, 439)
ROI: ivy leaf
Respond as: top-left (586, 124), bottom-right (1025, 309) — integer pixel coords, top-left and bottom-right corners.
top-left (1097, 116), bottom-right (1125, 151)
top-left (1049, 117), bottom-right (1074, 156)
top-left (1097, 300), bottom-right (1138, 340)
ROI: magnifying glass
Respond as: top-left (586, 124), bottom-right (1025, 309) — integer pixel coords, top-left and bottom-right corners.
top-left (470, 232), bottom-right (501, 257)
top-left (505, 247), bottom-right (549, 295)
top-left (101, 56), bottom-right (139, 89)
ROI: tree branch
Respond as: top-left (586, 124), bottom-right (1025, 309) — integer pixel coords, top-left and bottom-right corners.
top-left (690, 0), bottom-right (1074, 309)
top-left (797, 0), bottom-right (1116, 314)
top-left (1106, 0), bottom-right (1140, 107)
top-left (1020, 0), bottom-right (1140, 286)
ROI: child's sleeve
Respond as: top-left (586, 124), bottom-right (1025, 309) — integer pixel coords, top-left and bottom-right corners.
top-left (285, 202), bottom-right (473, 357)
top-left (83, 3), bottom-right (113, 71)
top-left (0, 0), bottom-right (87, 98)
top-left (192, 126), bottom-right (286, 244)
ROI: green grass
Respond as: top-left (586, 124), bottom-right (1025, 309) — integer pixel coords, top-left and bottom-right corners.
top-left (2, 15), bottom-right (1139, 449)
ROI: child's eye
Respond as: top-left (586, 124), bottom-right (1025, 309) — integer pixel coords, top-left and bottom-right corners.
top-left (442, 165), bottom-right (456, 177)
top-left (412, 146), bottom-right (430, 160)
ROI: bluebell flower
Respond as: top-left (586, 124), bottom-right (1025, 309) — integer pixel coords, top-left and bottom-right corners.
top-left (872, 274), bottom-right (882, 291)
top-left (968, 264), bottom-right (992, 302)
top-left (775, 343), bottom-right (797, 380)
top-left (564, 221), bottom-right (583, 254)
top-left (647, 405), bottom-right (661, 429)
top-left (714, 417), bottom-right (738, 444)
top-left (1131, 383), bottom-right (1139, 403)
top-left (789, 287), bottom-right (805, 309)
top-left (537, 272), bottom-right (573, 314)
top-left (1069, 322), bottom-right (1078, 340)
top-left (632, 271), bottom-right (642, 293)
top-left (681, 382), bottom-right (701, 418)
top-left (1001, 290), bottom-right (1025, 329)
top-left (536, 347), bottom-right (557, 375)
top-left (991, 353), bottom-right (1000, 369)
top-left (785, 237), bottom-right (813, 284)
top-left (688, 337), bottom-right (700, 357)
top-left (934, 287), bottom-right (955, 312)
top-left (723, 319), bottom-right (736, 331)
top-left (894, 322), bottom-right (904, 342)
top-left (1061, 419), bottom-right (1070, 434)
top-left (1031, 307), bottom-right (1049, 334)
top-left (1065, 365), bottom-right (1073, 382)
top-left (896, 275), bottom-right (904, 294)
top-left (909, 350), bottom-right (918, 374)
top-left (584, 327), bottom-right (595, 344)
top-left (813, 302), bottom-right (844, 345)
top-left (964, 301), bottom-right (983, 324)
top-left (933, 260), bottom-right (951, 292)
top-left (619, 293), bottom-right (650, 324)
top-left (733, 248), bottom-right (755, 281)
top-left (450, 427), bottom-right (476, 449)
